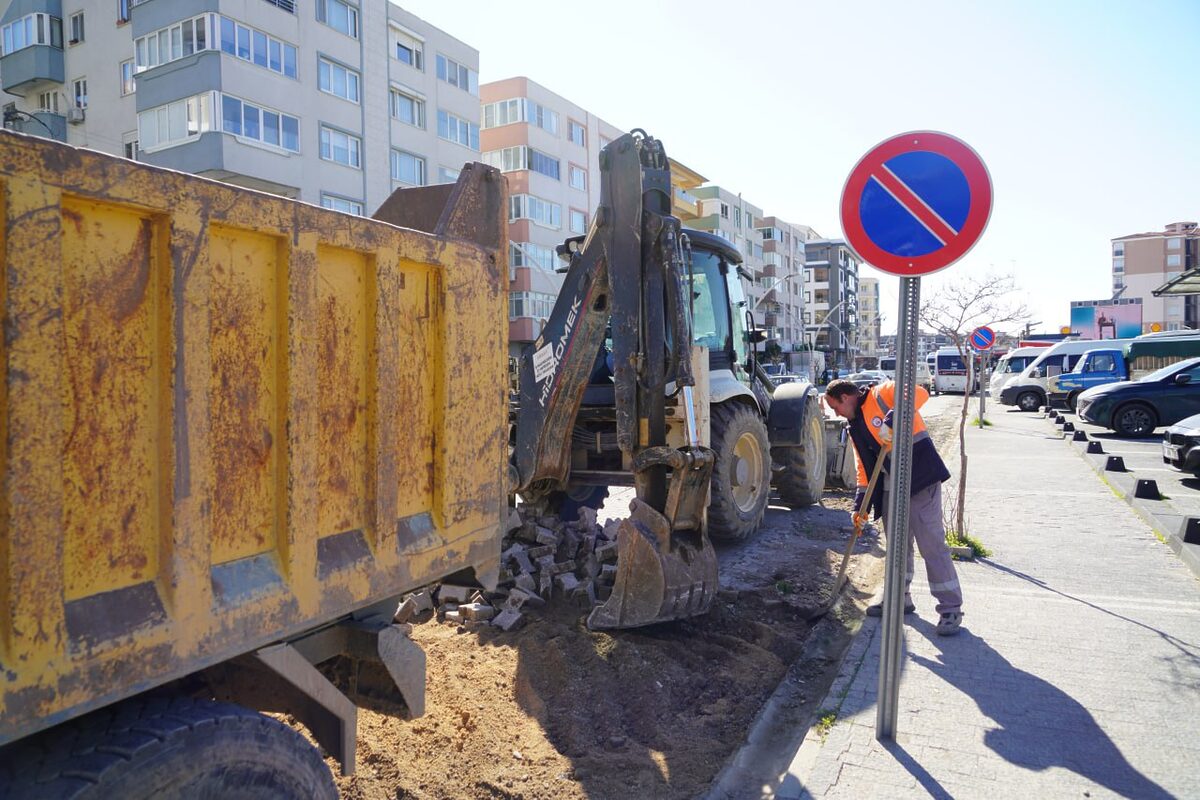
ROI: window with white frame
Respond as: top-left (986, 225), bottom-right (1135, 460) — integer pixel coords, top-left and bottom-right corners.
top-left (218, 93), bottom-right (299, 151)
top-left (569, 209), bottom-right (587, 235)
top-left (37, 90), bottom-right (59, 112)
top-left (120, 60), bottom-right (135, 95)
top-left (390, 88), bottom-right (423, 127)
top-left (392, 29), bottom-right (423, 69)
top-left (391, 149), bottom-right (425, 186)
top-left (136, 15), bottom-right (206, 72)
top-left (73, 78), bottom-right (88, 109)
top-left (568, 120), bottom-right (585, 146)
top-left (1167, 237), bottom-right (1182, 249)
top-left (68, 11), bottom-right (84, 43)
top-left (138, 92), bottom-right (215, 151)
top-left (436, 109), bottom-right (479, 149)
top-left (568, 164), bottom-right (586, 191)
top-left (509, 242), bottom-right (556, 271)
top-left (480, 97), bottom-right (557, 134)
top-left (321, 194), bottom-right (364, 215)
top-left (438, 166), bottom-right (460, 184)
top-left (319, 125), bottom-right (360, 167)
top-left (599, 134), bottom-right (611, 149)
top-left (435, 53), bottom-right (477, 95)
top-left (318, 57), bottom-right (360, 103)
top-left (215, 16), bottom-right (296, 77)
top-left (122, 132), bottom-right (139, 161)
top-left (509, 291), bottom-right (556, 320)
top-left (3, 13), bottom-right (62, 55)
top-left (317, 0), bottom-right (357, 38)
top-left (509, 194), bottom-right (561, 229)
top-left (1167, 254), bottom-right (1182, 267)
top-left (482, 146), bottom-right (559, 180)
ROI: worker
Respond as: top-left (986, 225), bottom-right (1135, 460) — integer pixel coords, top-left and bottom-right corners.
top-left (823, 379), bottom-right (964, 636)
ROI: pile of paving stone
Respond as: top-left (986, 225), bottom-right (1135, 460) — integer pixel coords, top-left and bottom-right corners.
top-left (394, 507), bottom-right (620, 632)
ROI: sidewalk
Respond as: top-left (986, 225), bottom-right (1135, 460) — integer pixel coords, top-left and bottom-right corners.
top-left (774, 406), bottom-right (1200, 799)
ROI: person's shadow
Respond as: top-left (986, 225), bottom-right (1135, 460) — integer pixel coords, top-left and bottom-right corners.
top-left (908, 617), bottom-right (1173, 799)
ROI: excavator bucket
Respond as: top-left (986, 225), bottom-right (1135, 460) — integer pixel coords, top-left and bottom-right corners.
top-left (587, 499), bottom-right (718, 629)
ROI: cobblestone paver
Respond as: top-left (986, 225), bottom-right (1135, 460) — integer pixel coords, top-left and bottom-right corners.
top-left (776, 402), bottom-right (1200, 799)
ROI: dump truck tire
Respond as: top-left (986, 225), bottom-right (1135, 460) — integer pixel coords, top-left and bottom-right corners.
top-left (0, 697), bottom-right (337, 800)
top-left (773, 395), bottom-right (826, 507)
top-left (708, 402), bottom-right (771, 542)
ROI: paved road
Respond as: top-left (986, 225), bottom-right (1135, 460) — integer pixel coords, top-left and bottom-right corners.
top-left (773, 395), bottom-right (1200, 799)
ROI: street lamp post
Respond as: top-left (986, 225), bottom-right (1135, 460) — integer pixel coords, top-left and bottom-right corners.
top-left (811, 296), bottom-right (857, 370)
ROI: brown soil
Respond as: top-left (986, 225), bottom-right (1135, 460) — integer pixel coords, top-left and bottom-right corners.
top-left (320, 401), bottom-right (960, 800)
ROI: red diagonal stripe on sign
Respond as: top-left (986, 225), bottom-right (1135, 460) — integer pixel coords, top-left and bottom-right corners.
top-left (870, 165), bottom-right (959, 245)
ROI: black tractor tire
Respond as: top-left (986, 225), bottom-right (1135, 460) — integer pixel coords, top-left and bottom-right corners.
top-left (708, 402), bottom-right (771, 542)
top-left (0, 697), bottom-right (337, 800)
top-left (773, 394), bottom-right (826, 507)
top-left (551, 484), bottom-right (610, 523)
top-left (1016, 391), bottom-right (1043, 412)
top-left (1112, 402), bottom-right (1158, 437)
top-left (1066, 391), bottom-right (1081, 412)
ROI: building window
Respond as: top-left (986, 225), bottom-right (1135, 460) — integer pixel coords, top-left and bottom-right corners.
top-left (509, 193), bottom-right (561, 229)
top-left (1167, 254), bottom-right (1181, 267)
top-left (393, 31), bottom-right (423, 70)
top-left (321, 194), bottom-right (364, 215)
top-left (1112, 242), bottom-right (1125, 256)
top-left (1167, 237), bottom-right (1182, 250)
top-left (568, 164), bottom-right (586, 191)
top-left (317, 0), bottom-right (358, 38)
top-left (509, 291), bottom-right (556, 320)
top-left (719, 203), bottom-right (729, 219)
top-left (68, 11), bottom-right (84, 43)
top-left (481, 97), bottom-right (557, 134)
top-left (390, 149), bottom-right (425, 186)
top-left (438, 166), bottom-right (460, 184)
top-left (568, 120), bottom-right (585, 146)
top-left (435, 54), bottom-right (477, 95)
top-left (1112, 257), bottom-right (1124, 272)
top-left (318, 57), bottom-right (360, 103)
top-left (37, 90), bottom-right (59, 112)
top-left (569, 209), bottom-right (587, 235)
top-left (122, 131), bottom-right (139, 160)
top-left (599, 135), bottom-right (611, 149)
top-left (216, 93), bottom-right (299, 151)
top-left (319, 125), bottom-right (360, 167)
top-left (212, 16), bottom-right (296, 77)
top-left (120, 59), bottom-right (135, 95)
top-left (483, 146), bottom-right (559, 180)
top-left (509, 242), bottom-right (556, 271)
top-left (390, 88), bottom-right (424, 127)
top-left (436, 109), bottom-right (479, 149)
top-left (2, 13), bottom-right (63, 55)
top-left (72, 78), bottom-right (88, 109)
top-left (119, 0), bottom-right (131, 23)
top-left (138, 92), bottom-right (216, 151)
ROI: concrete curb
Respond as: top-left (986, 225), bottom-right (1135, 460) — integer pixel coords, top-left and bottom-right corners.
top-left (703, 590), bottom-right (866, 800)
top-left (1048, 416), bottom-right (1200, 581)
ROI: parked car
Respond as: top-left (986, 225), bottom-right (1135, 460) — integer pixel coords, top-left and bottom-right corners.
top-left (1048, 332), bottom-right (1200, 410)
top-left (1076, 357), bottom-right (1200, 437)
top-left (1000, 338), bottom-right (1134, 412)
top-left (772, 373), bottom-right (801, 385)
top-left (1162, 412), bottom-right (1200, 474)
top-left (846, 370), bottom-right (889, 389)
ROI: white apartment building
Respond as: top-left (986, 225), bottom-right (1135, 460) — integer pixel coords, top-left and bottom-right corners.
top-left (0, 0), bottom-right (480, 215)
top-left (857, 275), bottom-right (881, 366)
top-left (804, 238), bottom-right (860, 370)
top-left (479, 76), bottom-right (623, 356)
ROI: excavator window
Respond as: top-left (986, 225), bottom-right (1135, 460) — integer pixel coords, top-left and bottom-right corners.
top-left (688, 248), bottom-right (732, 354)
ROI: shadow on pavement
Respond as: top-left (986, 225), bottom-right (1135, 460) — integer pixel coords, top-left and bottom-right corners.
top-left (909, 617), bottom-right (1174, 799)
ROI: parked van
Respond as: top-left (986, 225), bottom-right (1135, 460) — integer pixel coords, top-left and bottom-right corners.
top-left (998, 338), bottom-right (1132, 411)
top-left (1049, 331), bottom-right (1200, 409)
top-left (877, 355), bottom-right (931, 391)
top-left (988, 347), bottom-right (1047, 401)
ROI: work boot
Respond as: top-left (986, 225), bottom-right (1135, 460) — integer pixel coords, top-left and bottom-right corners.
top-left (866, 599), bottom-right (915, 617)
top-left (936, 611), bottom-right (964, 636)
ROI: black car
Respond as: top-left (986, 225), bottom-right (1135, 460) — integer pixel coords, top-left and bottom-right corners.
top-left (1077, 357), bottom-right (1200, 436)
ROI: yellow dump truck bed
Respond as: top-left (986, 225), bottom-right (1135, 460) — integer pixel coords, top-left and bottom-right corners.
top-left (0, 131), bottom-right (507, 744)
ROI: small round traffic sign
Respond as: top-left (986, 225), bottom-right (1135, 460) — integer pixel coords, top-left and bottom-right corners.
top-left (970, 325), bottom-right (995, 352)
top-left (840, 131), bottom-right (993, 277)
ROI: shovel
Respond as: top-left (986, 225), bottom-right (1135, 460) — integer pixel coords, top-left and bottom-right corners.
top-left (821, 440), bottom-right (891, 613)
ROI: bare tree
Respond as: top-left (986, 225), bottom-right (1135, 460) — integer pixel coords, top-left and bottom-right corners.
top-left (920, 273), bottom-right (1029, 537)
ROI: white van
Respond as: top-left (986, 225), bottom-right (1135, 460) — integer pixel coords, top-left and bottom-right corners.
top-left (932, 347), bottom-right (972, 394)
top-left (878, 355), bottom-right (931, 390)
top-left (988, 347), bottom-right (1047, 401)
top-left (997, 338), bottom-right (1133, 411)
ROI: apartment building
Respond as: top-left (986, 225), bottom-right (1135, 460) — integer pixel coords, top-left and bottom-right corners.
top-left (1112, 221), bottom-right (1200, 331)
top-left (804, 238), bottom-right (860, 370)
top-left (857, 275), bottom-right (881, 367)
top-left (480, 76), bottom-right (622, 357)
top-left (0, 0), bottom-right (480, 215)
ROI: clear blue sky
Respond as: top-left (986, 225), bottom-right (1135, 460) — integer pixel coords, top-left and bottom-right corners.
top-left (399, 0), bottom-right (1200, 335)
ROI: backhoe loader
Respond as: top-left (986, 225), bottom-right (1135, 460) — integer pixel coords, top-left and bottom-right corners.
top-left (509, 130), bottom-right (828, 630)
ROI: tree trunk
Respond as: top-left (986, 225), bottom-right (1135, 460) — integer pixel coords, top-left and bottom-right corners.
top-left (955, 340), bottom-right (970, 536)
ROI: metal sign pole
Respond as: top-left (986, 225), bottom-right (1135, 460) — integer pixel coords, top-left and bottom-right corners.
top-left (979, 356), bottom-right (987, 425)
top-left (877, 275), bottom-right (920, 740)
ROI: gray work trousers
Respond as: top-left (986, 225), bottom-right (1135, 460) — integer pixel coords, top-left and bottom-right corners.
top-left (881, 481), bottom-right (963, 614)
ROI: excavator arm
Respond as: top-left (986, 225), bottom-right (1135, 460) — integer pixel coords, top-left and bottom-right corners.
top-left (511, 131), bottom-right (718, 629)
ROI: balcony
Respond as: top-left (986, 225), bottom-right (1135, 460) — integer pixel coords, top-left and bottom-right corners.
top-left (672, 187), bottom-right (698, 219)
top-left (685, 212), bottom-right (720, 231)
top-left (3, 110), bottom-right (66, 141)
top-left (1, 45), bottom-right (64, 96)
